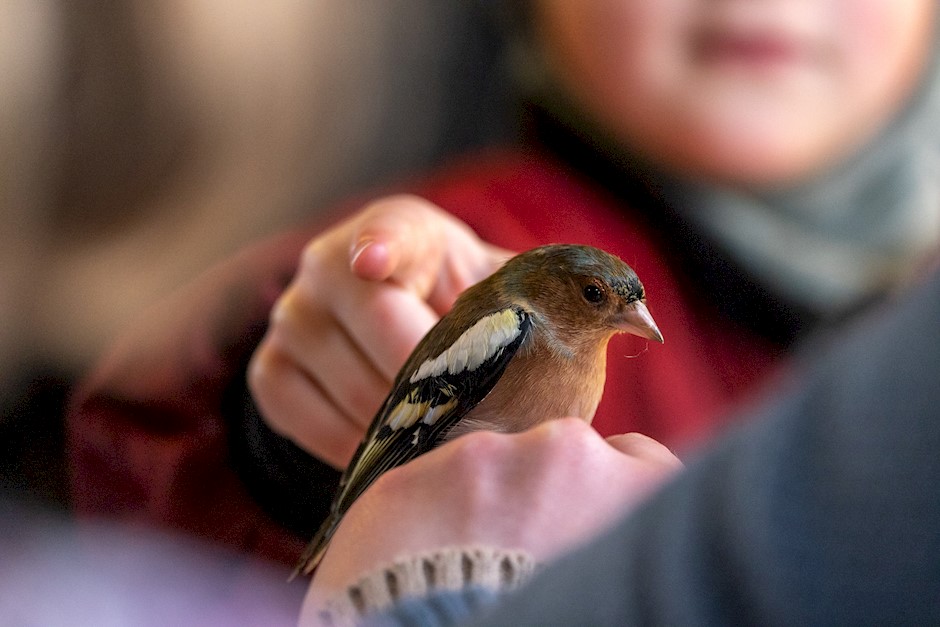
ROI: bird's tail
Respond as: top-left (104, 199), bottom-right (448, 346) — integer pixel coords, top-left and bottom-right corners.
top-left (288, 513), bottom-right (339, 581)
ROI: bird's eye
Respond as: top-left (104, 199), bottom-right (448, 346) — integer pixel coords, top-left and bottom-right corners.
top-left (582, 284), bottom-right (605, 304)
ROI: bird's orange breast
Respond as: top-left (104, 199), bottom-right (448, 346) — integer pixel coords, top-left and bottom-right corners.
top-left (445, 334), bottom-right (610, 439)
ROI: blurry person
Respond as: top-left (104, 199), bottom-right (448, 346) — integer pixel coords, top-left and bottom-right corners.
top-left (69, 0), bottom-right (939, 582)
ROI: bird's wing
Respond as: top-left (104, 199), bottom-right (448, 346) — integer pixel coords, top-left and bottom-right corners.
top-left (332, 306), bottom-right (533, 515)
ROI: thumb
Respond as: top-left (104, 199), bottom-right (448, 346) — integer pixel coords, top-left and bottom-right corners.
top-left (606, 432), bottom-right (684, 470)
top-left (349, 195), bottom-right (512, 312)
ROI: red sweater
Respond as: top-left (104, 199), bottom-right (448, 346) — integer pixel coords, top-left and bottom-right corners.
top-left (67, 148), bottom-right (784, 566)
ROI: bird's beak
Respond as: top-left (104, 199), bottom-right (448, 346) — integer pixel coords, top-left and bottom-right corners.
top-left (614, 301), bottom-right (664, 343)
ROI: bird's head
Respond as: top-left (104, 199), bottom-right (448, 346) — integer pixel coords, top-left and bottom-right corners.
top-left (505, 244), bottom-right (664, 349)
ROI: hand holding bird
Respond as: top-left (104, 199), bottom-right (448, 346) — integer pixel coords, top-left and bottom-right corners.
top-left (301, 419), bottom-right (682, 621)
top-left (249, 195), bottom-right (511, 469)
top-left (292, 241), bottom-right (663, 578)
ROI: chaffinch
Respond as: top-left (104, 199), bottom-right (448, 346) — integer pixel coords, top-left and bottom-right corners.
top-left (292, 244), bottom-right (663, 578)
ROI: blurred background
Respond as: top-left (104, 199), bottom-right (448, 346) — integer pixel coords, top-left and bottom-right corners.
top-left (0, 1), bottom-right (514, 509)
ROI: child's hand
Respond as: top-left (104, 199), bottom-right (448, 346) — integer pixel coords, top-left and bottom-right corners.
top-left (248, 195), bottom-right (511, 468)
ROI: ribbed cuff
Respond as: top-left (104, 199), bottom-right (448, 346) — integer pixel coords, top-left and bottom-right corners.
top-left (318, 546), bottom-right (538, 626)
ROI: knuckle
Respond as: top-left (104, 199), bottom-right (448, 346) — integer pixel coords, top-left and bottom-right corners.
top-left (363, 193), bottom-right (436, 218)
top-left (447, 430), bottom-right (506, 473)
top-left (553, 416), bottom-right (593, 435)
top-left (616, 432), bottom-right (680, 464)
top-left (369, 462), bottom-right (410, 494)
top-left (254, 323), bottom-right (292, 371)
top-left (359, 195), bottom-right (450, 246)
top-left (539, 416), bottom-right (592, 445)
top-left (264, 292), bottom-right (311, 347)
top-left (618, 431), bottom-right (657, 449)
top-left (527, 418), bottom-right (598, 466)
top-left (247, 348), bottom-right (294, 437)
top-left (298, 239), bottom-right (336, 285)
top-left (247, 342), bottom-right (277, 393)
top-left (266, 285), bottom-right (302, 330)
top-left (300, 237), bottom-right (327, 269)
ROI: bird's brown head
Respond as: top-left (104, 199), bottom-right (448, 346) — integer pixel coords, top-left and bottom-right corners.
top-left (502, 244), bottom-right (663, 349)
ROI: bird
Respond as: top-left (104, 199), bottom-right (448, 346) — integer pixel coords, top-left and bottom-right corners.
top-left (291, 243), bottom-right (664, 579)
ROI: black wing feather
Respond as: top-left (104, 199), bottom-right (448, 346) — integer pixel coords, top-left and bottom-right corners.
top-left (335, 307), bottom-right (532, 513)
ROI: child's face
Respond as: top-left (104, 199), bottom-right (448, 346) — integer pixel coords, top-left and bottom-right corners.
top-left (534, 0), bottom-right (934, 187)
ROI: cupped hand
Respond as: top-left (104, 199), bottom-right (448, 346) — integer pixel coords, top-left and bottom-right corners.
top-left (248, 195), bottom-right (511, 468)
top-left (302, 418), bottom-right (683, 615)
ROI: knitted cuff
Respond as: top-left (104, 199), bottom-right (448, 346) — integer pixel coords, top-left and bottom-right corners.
top-left (318, 546), bottom-right (538, 626)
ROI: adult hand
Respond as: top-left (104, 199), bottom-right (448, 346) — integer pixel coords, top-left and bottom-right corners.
top-left (248, 195), bottom-right (511, 468)
top-left (301, 418), bottom-right (683, 617)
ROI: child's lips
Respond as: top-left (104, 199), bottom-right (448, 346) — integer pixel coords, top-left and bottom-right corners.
top-left (694, 31), bottom-right (814, 71)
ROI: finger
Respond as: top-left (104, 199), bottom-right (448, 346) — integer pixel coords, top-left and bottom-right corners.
top-left (349, 195), bottom-right (512, 315)
top-left (331, 279), bottom-right (441, 381)
top-left (349, 195), bottom-right (450, 296)
top-left (606, 432), bottom-right (684, 470)
top-left (271, 290), bottom-right (389, 428)
top-left (349, 238), bottom-right (393, 281)
top-left (424, 240), bottom-right (514, 314)
top-left (249, 346), bottom-right (363, 469)
top-left (300, 227), bottom-right (441, 384)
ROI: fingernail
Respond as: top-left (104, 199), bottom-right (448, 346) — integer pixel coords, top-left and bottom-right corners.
top-left (350, 238), bottom-right (374, 268)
